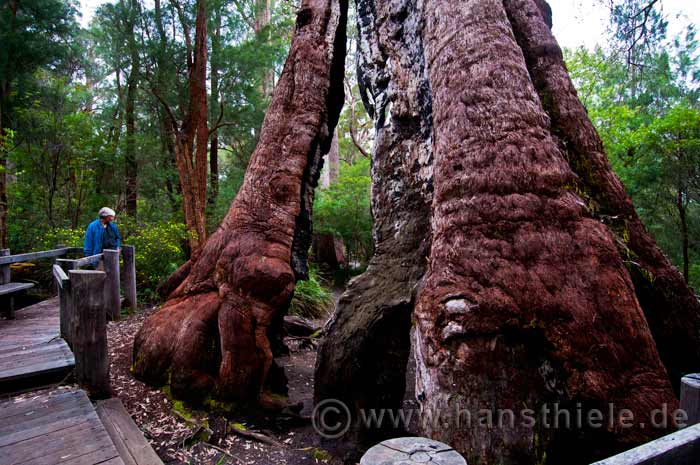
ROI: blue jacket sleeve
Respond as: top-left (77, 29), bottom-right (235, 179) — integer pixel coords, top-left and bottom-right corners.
top-left (84, 222), bottom-right (95, 256)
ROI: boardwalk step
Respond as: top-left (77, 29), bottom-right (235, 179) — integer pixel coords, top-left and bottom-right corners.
top-left (0, 389), bottom-right (124, 465)
top-left (0, 298), bottom-right (74, 394)
top-left (96, 398), bottom-right (163, 465)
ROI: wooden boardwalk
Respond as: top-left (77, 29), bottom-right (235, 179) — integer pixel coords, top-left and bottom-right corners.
top-left (0, 389), bottom-right (124, 465)
top-left (0, 298), bottom-right (75, 392)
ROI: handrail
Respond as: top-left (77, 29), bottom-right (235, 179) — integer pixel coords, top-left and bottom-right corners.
top-left (0, 247), bottom-right (71, 265)
top-left (52, 264), bottom-right (68, 289)
top-left (74, 254), bottom-right (103, 268)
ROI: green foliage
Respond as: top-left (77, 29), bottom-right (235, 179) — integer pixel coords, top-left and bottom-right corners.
top-left (314, 157), bottom-right (373, 266)
top-left (290, 267), bottom-right (334, 319)
top-left (565, 18), bottom-right (700, 288)
top-left (118, 218), bottom-right (193, 294)
top-left (34, 219), bottom-right (191, 300)
top-left (35, 227), bottom-right (84, 250)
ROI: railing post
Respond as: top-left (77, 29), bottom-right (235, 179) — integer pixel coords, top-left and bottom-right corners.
top-left (103, 249), bottom-right (121, 321)
top-left (53, 265), bottom-right (73, 347)
top-left (1, 248), bottom-right (12, 319)
top-left (681, 374), bottom-right (700, 426)
top-left (121, 245), bottom-right (137, 312)
top-left (0, 249), bottom-right (10, 284)
top-left (69, 270), bottom-right (110, 399)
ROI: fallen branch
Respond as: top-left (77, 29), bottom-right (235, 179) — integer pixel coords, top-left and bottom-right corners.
top-left (229, 423), bottom-right (285, 448)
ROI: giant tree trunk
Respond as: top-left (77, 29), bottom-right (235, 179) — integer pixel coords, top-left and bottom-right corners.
top-left (413, 1), bottom-right (676, 464)
top-left (314, 0), bottom-right (433, 439)
top-left (134, 0), bottom-right (347, 406)
top-left (503, 0), bottom-right (700, 393)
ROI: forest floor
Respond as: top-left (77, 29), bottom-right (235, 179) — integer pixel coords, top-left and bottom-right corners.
top-left (107, 304), bottom-right (360, 465)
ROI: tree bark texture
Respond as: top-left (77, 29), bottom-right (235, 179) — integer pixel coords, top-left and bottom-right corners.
top-left (133, 0), bottom-right (347, 406)
top-left (413, 1), bottom-right (676, 464)
top-left (503, 0), bottom-right (700, 393)
top-left (314, 0), bottom-right (433, 439)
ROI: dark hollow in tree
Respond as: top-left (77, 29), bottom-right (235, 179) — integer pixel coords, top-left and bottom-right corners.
top-left (314, 0), bottom-right (433, 441)
top-left (132, 0), bottom-right (347, 407)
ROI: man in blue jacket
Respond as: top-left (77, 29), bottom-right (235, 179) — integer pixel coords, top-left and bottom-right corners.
top-left (84, 207), bottom-right (121, 257)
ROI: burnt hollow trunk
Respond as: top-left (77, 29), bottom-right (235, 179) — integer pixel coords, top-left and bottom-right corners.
top-left (314, 0), bottom-right (433, 440)
top-left (503, 0), bottom-right (700, 394)
top-left (413, 1), bottom-right (676, 463)
top-left (133, 0), bottom-right (347, 407)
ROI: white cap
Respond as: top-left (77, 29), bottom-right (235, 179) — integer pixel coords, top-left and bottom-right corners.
top-left (99, 207), bottom-right (116, 218)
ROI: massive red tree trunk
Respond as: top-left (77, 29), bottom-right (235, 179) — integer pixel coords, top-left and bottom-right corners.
top-left (134, 0), bottom-right (347, 406)
top-left (413, 1), bottom-right (676, 463)
top-left (503, 0), bottom-right (700, 393)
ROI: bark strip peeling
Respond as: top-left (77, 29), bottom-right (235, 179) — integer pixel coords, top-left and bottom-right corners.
top-left (133, 0), bottom-right (348, 407)
top-left (504, 0), bottom-right (700, 393)
top-left (314, 0), bottom-right (433, 439)
top-left (414, 0), bottom-right (676, 463)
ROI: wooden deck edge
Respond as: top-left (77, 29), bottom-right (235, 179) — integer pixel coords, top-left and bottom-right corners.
top-left (96, 398), bottom-right (164, 465)
top-left (591, 423), bottom-right (700, 465)
top-left (0, 362), bottom-right (75, 396)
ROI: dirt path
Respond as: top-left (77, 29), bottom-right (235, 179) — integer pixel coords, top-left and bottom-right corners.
top-left (108, 307), bottom-right (356, 465)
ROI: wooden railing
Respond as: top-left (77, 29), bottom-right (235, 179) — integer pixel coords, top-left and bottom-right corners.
top-left (51, 246), bottom-right (137, 398)
top-left (54, 247), bottom-right (136, 321)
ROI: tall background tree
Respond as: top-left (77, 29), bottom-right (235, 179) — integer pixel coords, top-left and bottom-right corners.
top-left (0, 0), bottom-right (79, 248)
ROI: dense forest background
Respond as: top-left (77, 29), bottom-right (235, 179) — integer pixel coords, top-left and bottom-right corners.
top-left (0, 0), bottom-right (698, 299)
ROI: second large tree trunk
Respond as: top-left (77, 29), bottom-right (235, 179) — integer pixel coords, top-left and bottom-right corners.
top-left (504, 0), bottom-right (700, 393)
top-left (413, 1), bottom-right (676, 463)
top-left (133, 0), bottom-right (347, 406)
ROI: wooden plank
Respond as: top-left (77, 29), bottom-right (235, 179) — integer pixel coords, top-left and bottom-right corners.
top-left (0, 344), bottom-right (74, 372)
top-left (591, 423), bottom-right (700, 465)
top-left (0, 339), bottom-right (71, 365)
top-left (96, 398), bottom-right (164, 465)
top-left (0, 248), bottom-right (69, 265)
top-left (0, 282), bottom-right (34, 295)
top-left (0, 298), bottom-right (74, 392)
top-left (0, 338), bottom-right (67, 356)
top-left (58, 447), bottom-right (125, 465)
top-left (0, 356), bottom-right (75, 383)
top-left (0, 389), bottom-right (83, 419)
top-left (0, 402), bottom-right (94, 446)
top-left (0, 390), bottom-right (123, 465)
top-left (73, 254), bottom-right (102, 268)
top-left (53, 265), bottom-right (68, 289)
